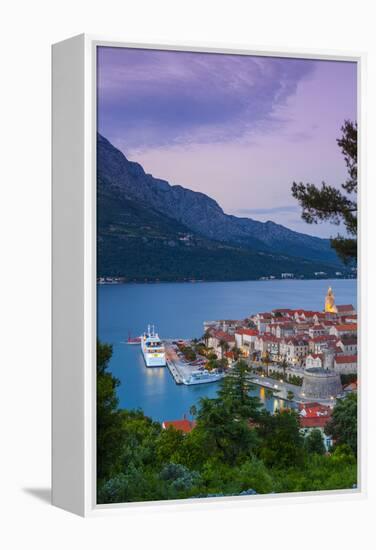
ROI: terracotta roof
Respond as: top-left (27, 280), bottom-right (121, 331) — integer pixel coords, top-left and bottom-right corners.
top-left (300, 416), bottom-right (331, 428)
top-left (162, 420), bottom-right (196, 433)
top-left (337, 305), bottom-right (355, 312)
top-left (299, 402), bottom-right (324, 409)
top-left (310, 335), bottom-right (338, 343)
top-left (235, 328), bottom-right (258, 336)
top-left (211, 330), bottom-right (235, 342)
top-left (299, 403), bottom-right (331, 428)
top-left (293, 310), bottom-right (320, 316)
top-left (334, 324), bottom-right (357, 332)
top-left (335, 354), bottom-right (357, 364)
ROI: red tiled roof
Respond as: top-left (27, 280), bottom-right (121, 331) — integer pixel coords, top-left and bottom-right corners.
top-left (310, 335), bottom-right (338, 343)
top-left (293, 310), bottom-right (320, 316)
top-left (337, 305), bottom-right (355, 312)
top-left (299, 402), bottom-right (323, 409)
top-left (211, 330), bottom-right (235, 342)
top-left (335, 324), bottom-right (357, 332)
top-left (300, 416), bottom-right (330, 428)
top-left (236, 328), bottom-right (258, 336)
top-left (260, 334), bottom-right (280, 342)
top-left (335, 354), bottom-right (357, 364)
top-left (300, 403), bottom-right (331, 416)
top-left (162, 420), bottom-right (196, 433)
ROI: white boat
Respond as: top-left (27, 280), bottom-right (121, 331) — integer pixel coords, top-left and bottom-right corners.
top-left (141, 325), bottom-right (166, 367)
top-left (182, 370), bottom-right (225, 385)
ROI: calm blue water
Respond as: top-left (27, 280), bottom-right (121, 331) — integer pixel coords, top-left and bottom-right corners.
top-left (97, 279), bottom-right (357, 422)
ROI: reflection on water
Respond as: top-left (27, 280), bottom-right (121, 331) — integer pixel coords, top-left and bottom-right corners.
top-left (98, 279), bottom-right (356, 422)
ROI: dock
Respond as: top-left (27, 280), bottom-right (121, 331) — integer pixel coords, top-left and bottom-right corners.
top-left (166, 359), bottom-right (184, 384)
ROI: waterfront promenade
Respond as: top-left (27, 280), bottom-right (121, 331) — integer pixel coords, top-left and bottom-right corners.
top-left (249, 374), bottom-right (336, 406)
top-left (165, 343), bottom-right (196, 385)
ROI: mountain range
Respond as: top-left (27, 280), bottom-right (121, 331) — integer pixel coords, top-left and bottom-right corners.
top-left (97, 133), bottom-right (346, 282)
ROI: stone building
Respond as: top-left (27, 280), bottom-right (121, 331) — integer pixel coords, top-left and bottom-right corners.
top-left (301, 367), bottom-right (343, 400)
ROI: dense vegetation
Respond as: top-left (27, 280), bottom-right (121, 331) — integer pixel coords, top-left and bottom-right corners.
top-left (97, 176), bottom-right (344, 282)
top-left (292, 120), bottom-right (357, 263)
top-left (97, 342), bottom-right (357, 504)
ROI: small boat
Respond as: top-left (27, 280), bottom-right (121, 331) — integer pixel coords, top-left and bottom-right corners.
top-left (126, 331), bottom-right (141, 345)
top-left (127, 336), bottom-right (141, 345)
top-left (182, 370), bottom-right (225, 385)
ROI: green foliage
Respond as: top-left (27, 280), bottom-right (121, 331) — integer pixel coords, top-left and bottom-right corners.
top-left (180, 345), bottom-right (197, 362)
top-left (256, 409), bottom-right (305, 468)
top-left (325, 393), bottom-right (357, 455)
top-left (340, 373), bottom-right (357, 386)
top-left (98, 177), bottom-right (344, 281)
top-left (304, 429), bottom-right (326, 455)
top-left (217, 360), bottom-right (261, 420)
top-left (292, 120), bottom-right (357, 263)
top-left (286, 390), bottom-right (295, 402)
top-left (287, 374), bottom-right (303, 386)
top-left (97, 341), bottom-right (357, 504)
top-left (160, 463), bottom-right (201, 492)
top-left (97, 341), bottom-right (124, 480)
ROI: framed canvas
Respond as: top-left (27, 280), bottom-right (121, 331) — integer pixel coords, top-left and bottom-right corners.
top-left (52, 34), bottom-right (366, 516)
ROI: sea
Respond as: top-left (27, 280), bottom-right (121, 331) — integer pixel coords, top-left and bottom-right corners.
top-left (97, 278), bottom-right (357, 422)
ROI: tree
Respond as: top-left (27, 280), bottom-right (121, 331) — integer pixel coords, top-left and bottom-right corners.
top-left (280, 355), bottom-right (288, 380)
top-left (286, 390), bottom-right (295, 402)
top-left (262, 351), bottom-right (271, 377)
top-left (256, 409), bottom-right (306, 468)
top-left (217, 360), bottom-right (262, 420)
top-left (304, 429), bottom-right (326, 455)
top-left (196, 396), bottom-right (259, 465)
top-left (292, 120), bottom-right (357, 262)
top-left (189, 404), bottom-right (197, 420)
top-left (325, 393), bottom-right (357, 455)
top-left (218, 339), bottom-right (229, 359)
top-left (232, 346), bottom-right (242, 361)
top-left (97, 340), bottom-right (124, 480)
top-left (202, 330), bottom-right (211, 347)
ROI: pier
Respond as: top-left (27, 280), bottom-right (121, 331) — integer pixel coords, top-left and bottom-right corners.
top-left (165, 343), bottom-right (189, 384)
top-left (166, 359), bottom-right (184, 384)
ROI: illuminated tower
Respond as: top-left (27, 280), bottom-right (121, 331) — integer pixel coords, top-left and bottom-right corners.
top-left (325, 286), bottom-right (337, 313)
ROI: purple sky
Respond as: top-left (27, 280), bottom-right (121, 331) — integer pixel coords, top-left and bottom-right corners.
top-left (97, 47), bottom-right (357, 237)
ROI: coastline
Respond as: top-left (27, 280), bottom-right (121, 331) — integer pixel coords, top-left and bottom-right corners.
top-left (98, 276), bottom-right (356, 286)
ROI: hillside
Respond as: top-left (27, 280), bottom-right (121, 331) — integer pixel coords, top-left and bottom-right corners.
top-left (97, 134), bottom-right (346, 281)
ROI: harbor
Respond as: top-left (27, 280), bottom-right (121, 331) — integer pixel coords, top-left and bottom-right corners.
top-left (98, 278), bottom-right (357, 421)
top-left (134, 332), bottom-right (226, 386)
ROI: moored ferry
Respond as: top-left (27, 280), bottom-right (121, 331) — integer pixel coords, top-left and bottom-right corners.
top-left (182, 370), bottom-right (225, 385)
top-left (141, 325), bottom-right (166, 367)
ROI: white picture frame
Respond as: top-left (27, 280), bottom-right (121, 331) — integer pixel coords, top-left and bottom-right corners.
top-left (52, 34), bottom-right (366, 517)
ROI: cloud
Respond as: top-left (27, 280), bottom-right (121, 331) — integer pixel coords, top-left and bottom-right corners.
top-left (97, 47), bottom-right (317, 150)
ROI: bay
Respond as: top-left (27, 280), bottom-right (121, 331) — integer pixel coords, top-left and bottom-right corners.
top-left (97, 278), bottom-right (357, 422)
